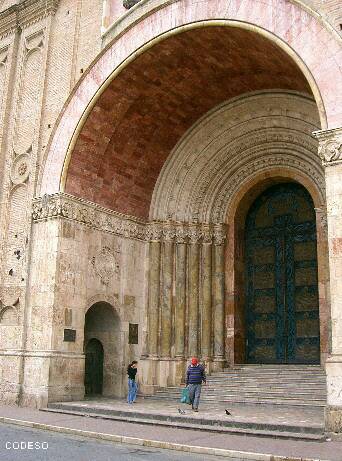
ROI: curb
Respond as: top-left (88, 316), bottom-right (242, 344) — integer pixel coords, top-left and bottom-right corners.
top-left (0, 416), bottom-right (328, 461)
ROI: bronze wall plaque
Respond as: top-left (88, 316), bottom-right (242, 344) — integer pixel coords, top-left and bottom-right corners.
top-left (64, 328), bottom-right (76, 342)
top-left (129, 323), bottom-right (138, 344)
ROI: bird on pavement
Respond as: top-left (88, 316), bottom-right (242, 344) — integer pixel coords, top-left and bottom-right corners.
top-left (178, 408), bottom-right (186, 414)
top-left (225, 409), bottom-right (231, 415)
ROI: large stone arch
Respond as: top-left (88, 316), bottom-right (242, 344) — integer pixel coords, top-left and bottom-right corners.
top-left (39, 0), bottom-right (341, 197)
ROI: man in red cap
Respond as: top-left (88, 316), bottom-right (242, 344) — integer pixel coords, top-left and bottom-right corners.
top-left (185, 357), bottom-right (206, 412)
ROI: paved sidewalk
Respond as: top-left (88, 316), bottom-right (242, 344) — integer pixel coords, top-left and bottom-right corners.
top-left (0, 404), bottom-right (339, 460)
top-left (49, 397), bottom-right (324, 429)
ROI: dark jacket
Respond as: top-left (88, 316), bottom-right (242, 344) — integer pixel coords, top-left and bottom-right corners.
top-left (186, 364), bottom-right (206, 385)
top-left (127, 366), bottom-right (137, 380)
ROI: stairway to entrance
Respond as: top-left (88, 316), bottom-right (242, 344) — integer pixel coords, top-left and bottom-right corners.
top-left (148, 365), bottom-right (327, 407)
top-left (46, 365), bottom-right (327, 440)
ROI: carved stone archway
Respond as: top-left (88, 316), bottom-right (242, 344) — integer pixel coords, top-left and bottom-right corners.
top-left (142, 91), bottom-right (329, 384)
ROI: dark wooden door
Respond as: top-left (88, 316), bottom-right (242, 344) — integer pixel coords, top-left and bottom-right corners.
top-left (245, 183), bottom-right (320, 364)
top-left (85, 338), bottom-right (104, 395)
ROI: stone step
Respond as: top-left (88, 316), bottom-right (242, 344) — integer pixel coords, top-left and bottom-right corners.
top-left (43, 405), bottom-right (324, 441)
top-left (152, 391), bottom-right (326, 400)
top-left (148, 365), bottom-right (326, 408)
top-left (149, 396), bottom-right (326, 407)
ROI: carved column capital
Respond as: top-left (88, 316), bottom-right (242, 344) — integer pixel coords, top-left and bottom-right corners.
top-left (162, 222), bottom-right (176, 242)
top-left (147, 222), bottom-right (163, 242)
top-left (313, 127), bottom-right (342, 166)
top-left (175, 224), bottom-right (187, 244)
top-left (201, 224), bottom-right (213, 244)
top-left (213, 224), bottom-right (226, 245)
top-left (188, 224), bottom-right (201, 244)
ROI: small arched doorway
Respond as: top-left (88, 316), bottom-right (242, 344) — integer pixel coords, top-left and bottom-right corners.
top-left (85, 338), bottom-right (104, 395)
top-left (84, 302), bottom-right (121, 397)
top-left (244, 182), bottom-right (320, 364)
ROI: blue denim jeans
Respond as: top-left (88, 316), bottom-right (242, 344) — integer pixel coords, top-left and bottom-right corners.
top-left (127, 378), bottom-right (138, 403)
top-left (188, 383), bottom-right (202, 410)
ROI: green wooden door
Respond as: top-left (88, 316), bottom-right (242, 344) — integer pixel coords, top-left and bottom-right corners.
top-left (245, 183), bottom-right (320, 364)
top-left (85, 338), bottom-right (104, 394)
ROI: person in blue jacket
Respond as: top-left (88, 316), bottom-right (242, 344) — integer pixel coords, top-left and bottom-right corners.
top-left (186, 357), bottom-right (206, 412)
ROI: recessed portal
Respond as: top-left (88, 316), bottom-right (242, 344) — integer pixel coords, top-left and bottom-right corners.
top-left (85, 338), bottom-right (104, 395)
top-left (84, 302), bottom-right (121, 396)
top-left (244, 183), bottom-right (320, 364)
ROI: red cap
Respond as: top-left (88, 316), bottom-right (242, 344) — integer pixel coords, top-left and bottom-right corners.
top-left (191, 357), bottom-right (198, 365)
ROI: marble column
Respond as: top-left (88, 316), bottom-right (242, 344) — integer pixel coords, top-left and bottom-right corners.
top-left (201, 226), bottom-right (212, 359)
top-left (314, 127), bottom-right (342, 432)
top-left (160, 226), bottom-right (174, 358)
top-left (213, 224), bottom-right (225, 364)
top-left (147, 225), bottom-right (161, 357)
top-left (175, 227), bottom-right (186, 358)
top-left (188, 227), bottom-right (200, 357)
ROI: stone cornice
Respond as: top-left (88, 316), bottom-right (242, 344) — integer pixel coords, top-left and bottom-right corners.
top-left (32, 193), bottom-right (226, 244)
top-left (313, 127), bottom-right (342, 166)
top-left (0, 0), bottom-right (59, 37)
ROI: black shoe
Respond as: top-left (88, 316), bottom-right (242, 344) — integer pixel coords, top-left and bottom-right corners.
top-left (193, 408), bottom-right (198, 412)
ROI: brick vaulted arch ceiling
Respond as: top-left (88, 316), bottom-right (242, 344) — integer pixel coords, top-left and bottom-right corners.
top-left (65, 26), bottom-right (312, 219)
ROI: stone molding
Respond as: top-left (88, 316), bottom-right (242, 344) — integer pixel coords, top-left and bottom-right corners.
top-left (32, 193), bottom-right (226, 244)
top-left (32, 192), bottom-right (147, 240)
top-left (102, 0), bottom-right (340, 48)
top-left (0, 0), bottom-right (59, 37)
top-left (313, 128), bottom-right (342, 166)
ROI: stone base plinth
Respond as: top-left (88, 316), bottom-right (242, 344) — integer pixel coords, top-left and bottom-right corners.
top-left (211, 357), bottom-right (226, 372)
top-left (325, 406), bottom-right (342, 433)
top-left (325, 356), bottom-right (342, 432)
top-left (140, 357), bottom-right (187, 391)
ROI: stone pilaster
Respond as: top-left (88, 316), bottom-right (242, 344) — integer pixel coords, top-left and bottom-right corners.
top-left (147, 224), bottom-right (162, 357)
top-left (314, 127), bottom-right (342, 432)
top-left (160, 224), bottom-right (174, 358)
top-left (175, 226), bottom-right (186, 358)
top-left (201, 225), bottom-right (212, 360)
top-left (188, 225), bottom-right (200, 357)
top-left (212, 224), bottom-right (226, 370)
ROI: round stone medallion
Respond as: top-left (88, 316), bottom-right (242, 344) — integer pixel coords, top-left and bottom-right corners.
top-left (11, 154), bottom-right (30, 185)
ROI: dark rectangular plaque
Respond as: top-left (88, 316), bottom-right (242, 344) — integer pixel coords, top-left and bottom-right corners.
top-left (129, 323), bottom-right (138, 344)
top-left (64, 328), bottom-right (76, 342)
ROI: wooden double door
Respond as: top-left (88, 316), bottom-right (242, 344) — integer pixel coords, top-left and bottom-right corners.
top-left (245, 183), bottom-right (320, 364)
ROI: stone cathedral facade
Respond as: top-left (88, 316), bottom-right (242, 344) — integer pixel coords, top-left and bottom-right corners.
top-left (0, 0), bottom-right (342, 432)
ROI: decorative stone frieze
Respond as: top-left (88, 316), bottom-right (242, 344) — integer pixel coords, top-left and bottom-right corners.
top-left (314, 128), bottom-right (342, 166)
top-left (0, 0), bottom-right (59, 31)
top-left (32, 193), bottom-right (147, 241)
top-left (32, 194), bottom-right (227, 245)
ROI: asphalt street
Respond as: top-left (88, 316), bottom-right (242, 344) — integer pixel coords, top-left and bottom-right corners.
top-left (0, 423), bottom-right (244, 461)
